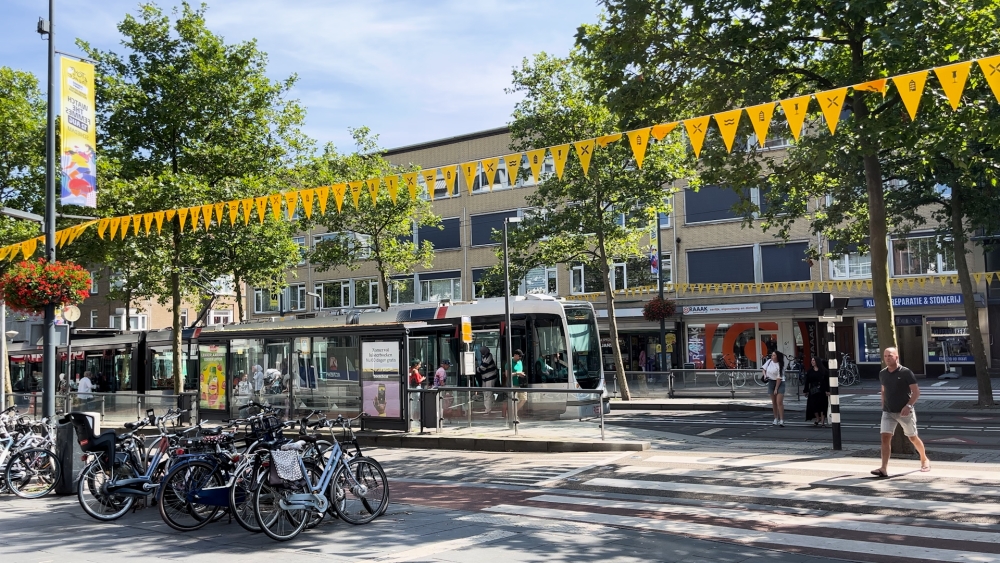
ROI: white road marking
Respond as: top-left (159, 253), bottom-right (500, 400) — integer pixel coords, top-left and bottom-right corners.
top-left (533, 451), bottom-right (634, 486)
top-left (697, 427), bottom-right (724, 436)
top-left (644, 455), bottom-right (1000, 480)
top-left (356, 529), bottom-right (516, 563)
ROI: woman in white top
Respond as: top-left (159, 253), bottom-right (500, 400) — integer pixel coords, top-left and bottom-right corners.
top-left (762, 351), bottom-right (785, 426)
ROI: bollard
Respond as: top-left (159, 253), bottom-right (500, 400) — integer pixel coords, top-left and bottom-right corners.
top-left (827, 322), bottom-right (842, 450)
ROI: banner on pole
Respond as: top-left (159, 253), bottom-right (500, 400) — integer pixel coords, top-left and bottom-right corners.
top-left (59, 56), bottom-right (97, 207)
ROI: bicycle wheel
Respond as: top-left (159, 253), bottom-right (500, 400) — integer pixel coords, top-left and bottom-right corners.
top-left (303, 461), bottom-right (326, 529)
top-left (733, 372), bottom-right (747, 387)
top-left (715, 372), bottom-right (729, 387)
top-left (158, 460), bottom-right (223, 532)
top-left (78, 459), bottom-right (137, 521)
top-left (353, 456), bottom-right (390, 517)
top-left (229, 458), bottom-right (264, 533)
top-left (253, 476), bottom-right (308, 541)
top-left (5, 448), bottom-right (61, 499)
top-left (330, 457), bottom-right (388, 525)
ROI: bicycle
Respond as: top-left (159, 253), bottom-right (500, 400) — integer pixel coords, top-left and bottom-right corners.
top-left (0, 406), bottom-right (61, 499)
top-left (156, 425), bottom-right (240, 531)
top-left (839, 353), bottom-right (860, 387)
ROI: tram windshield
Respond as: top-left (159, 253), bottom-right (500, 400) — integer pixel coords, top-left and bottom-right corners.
top-left (565, 305), bottom-right (602, 389)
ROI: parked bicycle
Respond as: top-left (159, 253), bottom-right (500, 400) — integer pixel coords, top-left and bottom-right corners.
top-left (839, 353), bottom-right (860, 387)
top-left (0, 406), bottom-right (61, 499)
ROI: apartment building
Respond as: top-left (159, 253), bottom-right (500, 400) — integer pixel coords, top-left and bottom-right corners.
top-left (249, 127), bottom-right (997, 379)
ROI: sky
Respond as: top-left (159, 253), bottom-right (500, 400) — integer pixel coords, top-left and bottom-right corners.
top-left (0, 0), bottom-right (603, 152)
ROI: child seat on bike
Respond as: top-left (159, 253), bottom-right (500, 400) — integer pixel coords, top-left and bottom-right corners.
top-left (61, 412), bottom-right (118, 464)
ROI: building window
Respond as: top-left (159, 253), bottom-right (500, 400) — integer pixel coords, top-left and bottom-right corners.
top-left (254, 288), bottom-right (279, 313)
top-left (927, 317), bottom-right (973, 363)
top-left (180, 308), bottom-right (189, 327)
top-left (417, 217), bottom-right (461, 251)
top-left (315, 280), bottom-right (350, 309)
top-left (111, 314), bottom-right (148, 331)
top-left (570, 263), bottom-right (609, 294)
top-left (761, 242), bottom-right (811, 282)
top-left (419, 272), bottom-right (461, 303)
top-left (90, 309), bottom-right (98, 328)
top-left (472, 269), bottom-right (503, 299)
top-left (89, 271), bottom-right (99, 294)
top-left (470, 210), bottom-right (518, 247)
top-left (355, 278), bottom-right (379, 308)
top-left (830, 253), bottom-right (871, 279)
top-left (684, 185), bottom-right (749, 224)
top-left (891, 235), bottom-right (956, 276)
top-left (389, 277), bottom-right (414, 305)
top-left (286, 284), bottom-right (306, 311)
top-left (293, 236), bottom-right (306, 265)
top-left (313, 232), bottom-right (370, 259)
top-left (521, 265), bottom-right (557, 295)
top-left (687, 246), bottom-right (756, 283)
top-left (208, 310), bottom-right (232, 326)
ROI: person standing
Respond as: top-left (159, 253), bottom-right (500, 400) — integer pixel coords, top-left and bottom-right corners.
top-left (802, 357), bottom-right (830, 426)
top-left (77, 370), bottom-right (94, 410)
top-left (872, 347), bottom-right (931, 477)
top-left (433, 359), bottom-right (450, 388)
top-left (408, 360), bottom-right (425, 388)
top-left (762, 351), bottom-right (785, 426)
top-left (252, 365), bottom-right (265, 399)
top-left (476, 346), bottom-right (499, 415)
top-left (510, 349), bottom-right (527, 421)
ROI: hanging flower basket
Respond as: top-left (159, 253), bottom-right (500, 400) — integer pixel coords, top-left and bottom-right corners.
top-left (1, 259), bottom-right (91, 313)
top-left (642, 296), bottom-right (676, 321)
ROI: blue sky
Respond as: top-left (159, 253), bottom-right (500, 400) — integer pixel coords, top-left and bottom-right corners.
top-left (1, 0), bottom-right (601, 152)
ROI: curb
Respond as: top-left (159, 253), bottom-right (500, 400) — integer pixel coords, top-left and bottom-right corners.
top-left (355, 433), bottom-right (650, 453)
top-left (610, 402), bottom-right (773, 412)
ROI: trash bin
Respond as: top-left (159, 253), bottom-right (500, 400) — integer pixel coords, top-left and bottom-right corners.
top-left (420, 389), bottom-right (439, 431)
top-left (55, 411), bottom-right (99, 495)
top-left (177, 393), bottom-right (194, 425)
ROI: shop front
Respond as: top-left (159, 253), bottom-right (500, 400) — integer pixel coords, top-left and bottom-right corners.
top-left (596, 310), bottom-right (678, 373)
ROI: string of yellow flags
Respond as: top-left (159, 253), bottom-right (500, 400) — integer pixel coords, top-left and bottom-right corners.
top-left (3, 54), bottom-right (1000, 263)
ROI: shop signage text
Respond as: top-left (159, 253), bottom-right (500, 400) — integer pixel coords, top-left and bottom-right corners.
top-left (682, 303), bottom-right (761, 315)
top-left (863, 294), bottom-right (962, 308)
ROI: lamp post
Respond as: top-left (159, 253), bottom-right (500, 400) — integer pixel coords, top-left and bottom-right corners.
top-left (502, 216), bottom-right (521, 383)
top-left (655, 213), bottom-right (666, 372)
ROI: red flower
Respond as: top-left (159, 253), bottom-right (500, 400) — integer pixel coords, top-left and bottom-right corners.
top-left (1, 259), bottom-right (91, 313)
top-left (642, 297), bottom-right (676, 321)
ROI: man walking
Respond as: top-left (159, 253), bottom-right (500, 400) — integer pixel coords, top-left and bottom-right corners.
top-left (872, 347), bottom-right (931, 478)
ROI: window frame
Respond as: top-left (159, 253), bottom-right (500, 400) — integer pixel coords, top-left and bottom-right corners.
top-left (890, 234), bottom-right (957, 277)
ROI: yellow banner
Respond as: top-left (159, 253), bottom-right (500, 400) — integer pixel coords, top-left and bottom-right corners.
top-left (268, 193), bottom-right (282, 221)
top-left (712, 110), bottom-right (742, 152)
top-left (213, 202), bottom-right (224, 225)
top-left (461, 162), bottom-right (478, 194)
top-left (854, 78), bottom-right (887, 96)
top-left (300, 190), bottom-right (314, 218)
top-left (59, 57), bottom-right (97, 208)
top-left (119, 215), bottom-right (131, 239)
top-left (987, 272), bottom-right (996, 284)
top-left (143, 213), bottom-right (155, 234)
top-left (595, 133), bottom-right (622, 147)
top-left (154, 212), bottom-right (165, 233)
top-left (332, 183), bottom-right (346, 212)
top-left (175, 210), bottom-right (186, 233)
top-left (366, 178), bottom-right (381, 205)
top-left (503, 154), bottom-right (522, 186)
top-left (976, 55), bottom-right (1000, 102)
top-left (481, 157), bottom-right (499, 188)
top-left (780, 95), bottom-right (812, 142)
top-left (227, 201), bottom-right (239, 225)
top-left (440, 166), bottom-right (457, 197)
top-left (650, 122), bottom-right (677, 141)
top-left (240, 198), bottom-right (252, 225)
top-left (165, 209), bottom-right (176, 222)
top-left (384, 175), bottom-right (399, 203)
top-left (315, 187), bottom-right (330, 214)
top-left (573, 140), bottom-right (595, 177)
top-left (817, 87), bottom-right (847, 134)
top-left (626, 128), bottom-right (651, 169)
top-left (893, 71), bottom-right (929, 120)
top-left (746, 102), bottom-right (775, 148)
top-left (348, 181), bottom-right (363, 208)
top-left (933, 61), bottom-right (972, 110)
top-left (527, 149), bottom-right (546, 183)
top-left (403, 173), bottom-right (419, 200)
top-left (284, 191), bottom-right (298, 219)
top-left (254, 197), bottom-right (267, 224)
top-left (683, 115), bottom-right (711, 158)
top-left (550, 144), bottom-right (570, 179)
top-left (420, 169), bottom-right (437, 198)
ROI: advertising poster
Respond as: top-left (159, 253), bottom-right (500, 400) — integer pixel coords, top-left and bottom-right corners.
top-left (361, 341), bottom-right (400, 418)
top-left (59, 57), bottom-right (97, 207)
top-left (199, 346), bottom-right (227, 411)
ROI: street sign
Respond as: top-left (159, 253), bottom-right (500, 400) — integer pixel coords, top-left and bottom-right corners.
top-left (461, 316), bottom-right (472, 344)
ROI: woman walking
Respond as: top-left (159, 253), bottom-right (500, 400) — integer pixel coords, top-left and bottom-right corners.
top-left (762, 351), bottom-right (785, 426)
top-left (803, 357), bottom-right (831, 426)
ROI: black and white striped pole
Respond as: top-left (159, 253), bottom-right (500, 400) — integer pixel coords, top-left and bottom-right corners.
top-left (827, 321), bottom-right (842, 450)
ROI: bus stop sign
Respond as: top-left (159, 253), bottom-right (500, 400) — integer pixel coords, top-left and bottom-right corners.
top-left (461, 316), bottom-right (472, 343)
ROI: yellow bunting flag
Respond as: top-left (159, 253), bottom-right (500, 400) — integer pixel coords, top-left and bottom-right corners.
top-left (461, 162), bottom-right (478, 194)
top-left (779, 95), bottom-right (812, 141)
top-left (240, 199), bottom-right (253, 225)
top-left (268, 193), bottom-right (282, 221)
top-left (153, 212), bottom-right (165, 233)
top-left (907, 278), bottom-right (916, 289)
top-left (650, 122), bottom-right (677, 141)
top-left (595, 133), bottom-right (622, 147)
top-left (987, 272), bottom-right (996, 284)
top-left (55, 230), bottom-right (67, 247)
top-left (626, 128), bottom-right (651, 168)
top-left (683, 115), bottom-right (711, 158)
top-left (573, 140), bottom-right (595, 177)
top-left (254, 197), bottom-right (268, 224)
top-left (384, 176), bottom-right (399, 203)
top-left (550, 144), bottom-right (570, 179)
top-left (976, 55), bottom-right (1000, 102)
top-left (22, 238), bottom-right (38, 258)
top-left (0, 247), bottom-right (8, 261)
top-left (403, 173), bottom-right (419, 200)
top-left (201, 205), bottom-right (213, 230)
top-left (97, 218), bottom-right (109, 239)
top-left (300, 190), bottom-right (314, 219)
top-left (440, 166), bottom-right (457, 197)
top-left (918, 277), bottom-right (926, 289)
top-left (746, 102), bottom-right (775, 148)
top-left (481, 157), bottom-right (499, 188)
top-left (933, 61), bottom-right (972, 110)
top-left (285, 191), bottom-right (299, 219)
top-left (420, 169), bottom-right (436, 198)
top-left (331, 183), bottom-right (346, 212)
top-left (526, 149), bottom-right (546, 183)
top-left (213, 202), bottom-right (224, 225)
top-left (315, 186), bottom-right (330, 214)
top-left (132, 214), bottom-right (141, 236)
top-left (854, 78), bottom-right (887, 96)
top-left (141, 213), bottom-right (153, 234)
top-left (892, 71), bottom-right (928, 120)
top-left (817, 87), bottom-right (847, 134)
top-left (174, 210), bottom-right (186, 233)
top-left (894, 278), bottom-right (904, 290)
top-left (227, 202), bottom-right (238, 226)
top-left (119, 215), bottom-right (130, 239)
top-left (366, 178), bottom-right (381, 205)
top-left (974, 272), bottom-right (983, 284)
top-left (165, 209), bottom-right (176, 222)
top-left (503, 154), bottom-right (522, 186)
top-left (712, 110), bottom-right (742, 152)
top-left (348, 181), bottom-right (363, 208)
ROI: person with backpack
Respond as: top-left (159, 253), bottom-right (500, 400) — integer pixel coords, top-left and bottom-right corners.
top-left (476, 346), bottom-right (499, 415)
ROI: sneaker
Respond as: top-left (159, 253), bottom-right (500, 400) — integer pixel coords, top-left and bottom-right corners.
top-left (772, 418), bottom-right (778, 426)
top-left (779, 420), bottom-right (785, 427)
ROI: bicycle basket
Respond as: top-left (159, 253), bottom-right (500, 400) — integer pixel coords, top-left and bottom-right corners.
top-left (269, 450), bottom-right (303, 481)
top-left (249, 415), bottom-right (283, 440)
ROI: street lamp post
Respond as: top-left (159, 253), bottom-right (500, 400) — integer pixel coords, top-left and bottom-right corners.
top-left (502, 216), bottom-right (521, 404)
top-left (38, 0), bottom-right (58, 419)
top-left (656, 213), bottom-right (666, 372)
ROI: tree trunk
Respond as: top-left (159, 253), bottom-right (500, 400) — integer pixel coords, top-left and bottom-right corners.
top-left (125, 289), bottom-right (132, 332)
top-left (171, 225), bottom-right (184, 394)
top-left (950, 190), bottom-right (994, 406)
top-left (375, 257), bottom-right (390, 311)
top-left (597, 235), bottom-right (630, 400)
top-left (234, 273), bottom-right (245, 323)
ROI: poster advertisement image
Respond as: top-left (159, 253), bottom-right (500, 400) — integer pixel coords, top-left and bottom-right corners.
top-left (361, 342), bottom-right (400, 418)
top-left (199, 347), bottom-right (227, 411)
top-left (59, 57), bottom-right (97, 207)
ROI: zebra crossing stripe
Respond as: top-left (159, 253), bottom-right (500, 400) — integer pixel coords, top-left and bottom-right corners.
top-left (643, 455), bottom-right (1000, 480)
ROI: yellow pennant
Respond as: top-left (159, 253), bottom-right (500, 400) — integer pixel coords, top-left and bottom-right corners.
top-left (348, 181), bottom-right (363, 208)
top-left (315, 186), bottom-right (330, 214)
top-left (268, 193), bottom-right (282, 221)
top-left (976, 55), bottom-right (1000, 103)
top-left (894, 278), bottom-right (904, 290)
top-left (550, 144), bottom-right (570, 179)
top-left (301, 189), bottom-right (314, 218)
top-left (939, 275), bottom-right (947, 287)
top-left (201, 205), bottom-right (213, 230)
top-left (440, 166), bottom-right (457, 197)
top-left (853, 78), bottom-right (887, 96)
top-left (817, 87), bottom-right (848, 134)
top-left (892, 71), bottom-right (928, 120)
top-left (213, 202), bottom-right (225, 225)
top-left (254, 197), bottom-right (268, 224)
top-left (650, 122), bottom-right (677, 141)
top-left (683, 115), bottom-right (711, 158)
top-left (403, 173), bottom-right (419, 200)
top-left (746, 102), bottom-right (775, 148)
top-left (918, 277), bottom-right (926, 289)
top-left (366, 178), bottom-right (381, 205)
top-left (950, 274), bottom-right (959, 285)
top-left (712, 110), bottom-right (742, 153)
top-left (420, 169), bottom-right (436, 198)
top-left (626, 129), bottom-right (651, 169)
top-left (384, 175), bottom-right (399, 203)
top-left (131, 214), bottom-right (141, 236)
top-left (573, 140), bottom-right (595, 177)
top-left (227, 201), bottom-right (239, 226)
top-left (845, 280), bottom-right (855, 291)
top-left (595, 133), bottom-right (622, 147)
top-left (503, 154), bottom-right (522, 186)
top-left (933, 61), bottom-right (972, 110)
top-left (986, 272), bottom-right (995, 284)
top-left (55, 230), bottom-right (67, 247)
top-left (865, 279), bottom-right (873, 291)
top-left (331, 183), bottom-right (346, 212)
top-left (175, 210), bottom-right (186, 233)
top-left (779, 95), bottom-right (812, 141)
top-left (285, 191), bottom-right (299, 219)
top-left (22, 238), bottom-right (38, 258)
top-left (240, 198), bottom-right (253, 225)
top-left (0, 247), bottom-right (9, 261)
top-left (526, 149), bottom-right (546, 183)
top-left (153, 212), bottom-right (165, 233)
top-left (97, 218), bottom-right (110, 239)
top-left (119, 215), bottom-right (130, 239)
top-left (461, 162), bottom-right (478, 194)
top-left (906, 278), bottom-right (916, 289)
top-left (974, 272), bottom-right (983, 284)
top-left (165, 209), bottom-right (176, 223)
top-left (481, 157), bottom-right (499, 188)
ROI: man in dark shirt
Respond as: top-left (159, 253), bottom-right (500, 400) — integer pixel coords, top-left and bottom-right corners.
top-left (872, 347), bottom-right (930, 477)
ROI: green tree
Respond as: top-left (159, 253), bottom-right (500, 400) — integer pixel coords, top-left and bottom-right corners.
top-left (306, 129), bottom-right (438, 311)
top-left (0, 67), bottom-right (46, 247)
top-left (501, 52), bottom-right (692, 400)
top-left (79, 2), bottom-right (307, 392)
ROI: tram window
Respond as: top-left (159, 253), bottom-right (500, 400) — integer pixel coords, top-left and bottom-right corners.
top-left (531, 317), bottom-right (568, 384)
top-left (566, 307), bottom-right (602, 389)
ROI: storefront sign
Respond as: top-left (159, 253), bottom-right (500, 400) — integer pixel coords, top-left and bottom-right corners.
top-left (198, 347), bottom-right (227, 411)
top-left (361, 341), bottom-right (401, 418)
top-left (682, 303), bottom-right (761, 315)
top-left (863, 294), bottom-right (962, 308)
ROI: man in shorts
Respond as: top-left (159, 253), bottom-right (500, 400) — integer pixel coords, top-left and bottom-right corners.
top-left (872, 347), bottom-right (931, 477)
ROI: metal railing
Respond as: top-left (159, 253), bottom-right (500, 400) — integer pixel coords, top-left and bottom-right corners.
top-left (5, 392), bottom-right (198, 424)
top-left (607, 369), bottom-right (803, 400)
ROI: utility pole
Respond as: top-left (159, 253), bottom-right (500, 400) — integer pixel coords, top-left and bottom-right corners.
top-left (656, 213), bottom-right (666, 372)
top-left (39, 0), bottom-right (58, 419)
